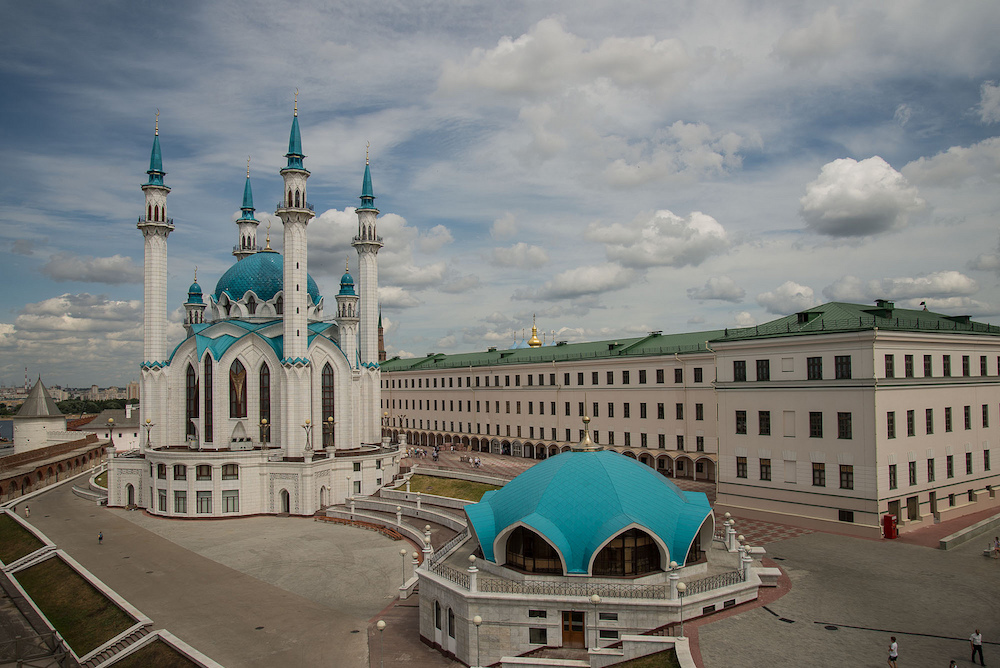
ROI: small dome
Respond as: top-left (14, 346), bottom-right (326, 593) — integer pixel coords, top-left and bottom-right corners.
top-left (214, 251), bottom-right (321, 304)
top-left (465, 449), bottom-right (712, 574)
top-left (188, 281), bottom-right (203, 294)
top-left (339, 270), bottom-right (356, 296)
top-left (186, 281), bottom-right (204, 305)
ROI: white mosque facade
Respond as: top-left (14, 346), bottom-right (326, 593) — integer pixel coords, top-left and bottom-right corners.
top-left (108, 106), bottom-right (401, 517)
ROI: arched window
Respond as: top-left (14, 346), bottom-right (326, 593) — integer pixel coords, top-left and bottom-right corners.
top-left (259, 364), bottom-right (270, 441)
top-left (230, 359), bottom-right (247, 418)
top-left (204, 355), bottom-right (213, 443)
top-left (592, 528), bottom-right (661, 576)
top-left (505, 526), bottom-right (562, 574)
top-left (288, 189), bottom-right (293, 207)
top-left (294, 189), bottom-right (300, 207)
top-left (186, 364), bottom-right (199, 439)
top-left (247, 295), bottom-right (257, 315)
top-left (322, 363), bottom-right (335, 447)
top-left (154, 205), bottom-right (159, 221)
top-left (147, 204), bottom-right (152, 221)
top-left (275, 296), bottom-right (283, 315)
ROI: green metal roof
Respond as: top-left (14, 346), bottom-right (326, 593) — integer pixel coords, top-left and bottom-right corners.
top-left (380, 329), bottom-right (723, 372)
top-left (465, 449), bottom-right (712, 572)
top-left (714, 302), bottom-right (1000, 342)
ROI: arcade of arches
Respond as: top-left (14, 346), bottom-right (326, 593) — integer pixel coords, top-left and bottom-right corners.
top-left (383, 428), bottom-right (716, 481)
top-left (0, 438), bottom-right (106, 502)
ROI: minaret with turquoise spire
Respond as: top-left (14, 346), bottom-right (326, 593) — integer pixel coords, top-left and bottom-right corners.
top-left (352, 143), bottom-right (383, 367)
top-left (233, 157), bottom-right (260, 261)
top-left (335, 259), bottom-right (360, 369)
top-left (275, 92), bottom-right (314, 458)
top-left (137, 111), bottom-right (174, 443)
top-left (183, 268), bottom-right (206, 334)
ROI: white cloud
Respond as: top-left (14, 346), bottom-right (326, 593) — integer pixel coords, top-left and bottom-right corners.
top-left (686, 276), bottom-right (745, 303)
top-left (440, 274), bottom-right (481, 294)
top-left (902, 137), bottom-right (1000, 188)
top-left (800, 156), bottom-right (925, 236)
top-left (514, 263), bottom-right (635, 301)
top-left (823, 275), bottom-right (868, 302)
top-left (893, 104), bottom-right (912, 127)
top-left (898, 296), bottom-right (997, 316)
top-left (824, 271), bottom-right (979, 302)
top-left (732, 311), bottom-right (756, 326)
top-left (757, 281), bottom-right (820, 314)
top-left (978, 81), bottom-right (1000, 124)
top-left (585, 209), bottom-right (729, 269)
top-left (772, 7), bottom-right (856, 68)
top-left (12, 239), bottom-right (35, 256)
top-left (969, 251), bottom-right (1000, 273)
top-left (436, 334), bottom-right (457, 349)
top-left (377, 286), bottom-right (421, 309)
top-left (490, 243), bottom-right (549, 268)
top-left (491, 212), bottom-right (518, 240)
top-left (417, 225), bottom-right (453, 253)
top-left (41, 253), bottom-right (143, 284)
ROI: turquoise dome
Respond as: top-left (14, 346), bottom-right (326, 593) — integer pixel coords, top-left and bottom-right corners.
top-left (186, 281), bottom-right (204, 305)
top-left (213, 251), bottom-right (321, 304)
top-left (465, 449), bottom-right (712, 573)
top-left (339, 270), bottom-right (355, 296)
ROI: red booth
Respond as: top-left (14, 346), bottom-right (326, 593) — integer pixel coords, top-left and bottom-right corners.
top-left (882, 514), bottom-right (898, 539)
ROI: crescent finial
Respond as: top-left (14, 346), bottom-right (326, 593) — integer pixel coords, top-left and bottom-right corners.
top-left (366, 141), bottom-right (370, 165)
top-left (155, 109), bottom-right (159, 136)
top-left (294, 89), bottom-right (298, 116)
top-left (247, 155), bottom-right (251, 178)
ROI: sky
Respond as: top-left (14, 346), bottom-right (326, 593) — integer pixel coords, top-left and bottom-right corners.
top-left (1, 1), bottom-right (1000, 387)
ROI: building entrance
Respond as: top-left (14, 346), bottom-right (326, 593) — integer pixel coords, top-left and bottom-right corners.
top-left (561, 611), bottom-right (585, 648)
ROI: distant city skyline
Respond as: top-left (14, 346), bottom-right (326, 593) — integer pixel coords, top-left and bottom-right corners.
top-left (1, 1), bottom-right (999, 386)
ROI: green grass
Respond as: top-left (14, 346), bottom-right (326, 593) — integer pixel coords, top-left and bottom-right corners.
top-left (406, 474), bottom-right (501, 502)
top-left (613, 649), bottom-right (681, 668)
top-left (0, 513), bottom-right (44, 564)
top-left (94, 471), bottom-right (108, 488)
top-left (110, 639), bottom-right (200, 668)
top-left (15, 556), bottom-right (135, 656)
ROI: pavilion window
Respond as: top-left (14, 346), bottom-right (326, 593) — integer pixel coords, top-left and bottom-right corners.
top-left (505, 526), bottom-right (562, 574)
top-left (230, 359), bottom-right (247, 418)
top-left (592, 528), bottom-right (661, 576)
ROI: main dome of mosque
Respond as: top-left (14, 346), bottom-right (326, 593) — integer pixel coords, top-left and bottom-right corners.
top-left (213, 250), bottom-right (321, 304)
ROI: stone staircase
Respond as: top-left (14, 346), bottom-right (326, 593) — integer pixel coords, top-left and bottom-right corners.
top-left (81, 625), bottom-right (151, 666)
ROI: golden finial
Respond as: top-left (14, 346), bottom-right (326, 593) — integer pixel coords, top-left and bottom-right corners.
top-left (366, 141), bottom-right (370, 165)
top-left (528, 315), bottom-right (541, 347)
top-left (247, 155), bottom-right (251, 178)
top-left (155, 109), bottom-right (159, 136)
top-left (345, 257), bottom-right (350, 272)
top-left (265, 220), bottom-right (272, 250)
top-left (294, 89), bottom-right (298, 117)
top-left (193, 266), bottom-right (197, 282)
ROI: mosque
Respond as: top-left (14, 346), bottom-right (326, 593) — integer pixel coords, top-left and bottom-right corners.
top-left (108, 102), bottom-right (400, 517)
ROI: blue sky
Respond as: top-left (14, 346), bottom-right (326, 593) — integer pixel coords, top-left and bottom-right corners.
top-left (1, 1), bottom-right (999, 386)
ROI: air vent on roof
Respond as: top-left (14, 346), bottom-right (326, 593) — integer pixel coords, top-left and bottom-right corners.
top-left (874, 299), bottom-right (894, 311)
top-left (556, 340), bottom-right (568, 346)
top-left (649, 331), bottom-right (662, 336)
top-left (487, 346), bottom-right (497, 352)
top-left (608, 342), bottom-right (620, 351)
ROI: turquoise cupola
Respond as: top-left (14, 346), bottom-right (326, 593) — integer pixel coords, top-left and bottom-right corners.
top-left (238, 169), bottom-right (255, 221)
top-left (358, 160), bottom-right (376, 211)
top-left (186, 279), bottom-right (204, 305)
top-left (284, 98), bottom-right (306, 172)
top-left (145, 118), bottom-right (166, 187)
top-left (339, 264), bottom-right (356, 296)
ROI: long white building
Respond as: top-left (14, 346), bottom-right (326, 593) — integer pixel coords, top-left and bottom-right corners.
top-left (109, 104), bottom-right (400, 517)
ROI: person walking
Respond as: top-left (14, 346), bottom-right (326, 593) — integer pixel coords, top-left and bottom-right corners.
top-left (971, 629), bottom-right (985, 666)
top-left (24, 504), bottom-right (29, 518)
top-left (887, 636), bottom-right (898, 667)
top-left (98, 531), bottom-right (103, 545)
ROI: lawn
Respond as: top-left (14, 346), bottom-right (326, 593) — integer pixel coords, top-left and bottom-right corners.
top-left (94, 471), bottom-right (108, 488)
top-left (111, 639), bottom-right (200, 668)
top-left (405, 474), bottom-right (501, 502)
top-left (15, 556), bottom-right (135, 656)
top-left (0, 512), bottom-right (44, 564)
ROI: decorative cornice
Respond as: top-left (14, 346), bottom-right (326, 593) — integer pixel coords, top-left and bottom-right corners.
top-left (281, 357), bottom-right (311, 368)
top-left (140, 360), bottom-right (171, 370)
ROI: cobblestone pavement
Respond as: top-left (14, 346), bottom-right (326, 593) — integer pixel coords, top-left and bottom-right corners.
top-left (722, 517), bottom-right (814, 546)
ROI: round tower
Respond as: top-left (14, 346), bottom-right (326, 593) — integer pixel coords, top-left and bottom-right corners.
top-left (183, 270), bottom-right (207, 334)
top-left (352, 146), bottom-right (382, 367)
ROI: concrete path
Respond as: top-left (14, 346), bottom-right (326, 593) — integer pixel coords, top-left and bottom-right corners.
top-left (21, 484), bottom-right (404, 667)
top-left (698, 531), bottom-right (1000, 668)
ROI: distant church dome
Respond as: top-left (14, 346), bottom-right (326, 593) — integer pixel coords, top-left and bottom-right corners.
top-left (465, 449), bottom-right (713, 574)
top-left (214, 251), bottom-right (321, 304)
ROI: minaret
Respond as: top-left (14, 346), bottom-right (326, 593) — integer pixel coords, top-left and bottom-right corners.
top-left (352, 144), bottom-right (383, 366)
top-left (233, 157), bottom-right (260, 261)
top-left (274, 92), bottom-right (314, 458)
top-left (137, 112), bottom-right (174, 439)
top-left (335, 260), bottom-right (359, 368)
top-left (377, 307), bottom-right (387, 362)
top-left (183, 269), bottom-right (207, 334)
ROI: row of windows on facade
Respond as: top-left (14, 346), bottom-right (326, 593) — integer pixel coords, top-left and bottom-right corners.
top-left (388, 398), bottom-right (705, 421)
top-left (387, 367), bottom-right (706, 390)
top-left (734, 410), bottom-right (854, 439)
top-left (432, 602), bottom-right (621, 647)
top-left (734, 451), bottom-right (992, 488)
top-left (184, 359), bottom-right (336, 443)
top-left (886, 405), bottom-right (996, 438)
top-left (152, 459), bottom-right (380, 482)
top-left (157, 488), bottom-right (240, 514)
top-left (734, 353), bottom-right (1000, 382)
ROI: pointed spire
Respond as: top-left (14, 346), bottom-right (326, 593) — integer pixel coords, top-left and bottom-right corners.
top-left (146, 110), bottom-right (166, 186)
top-left (284, 90), bottom-right (305, 170)
top-left (358, 146), bottom-right (376, 211)
top-left (239, 157), bottom-right (255, 220)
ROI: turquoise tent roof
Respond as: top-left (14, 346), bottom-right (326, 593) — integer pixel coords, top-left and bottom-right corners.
top-left (465, 450), bottom-right (712, 573)
top-left (145, 134), bottom-right (165, 186)
top-left (238, 174), bottom-right (256, 221)
top-left (284, 114), bottom-right (305, 170)
top-left (358, 162), bottom-right (376, 210)
top-left (213, 251), bottom-right (321, 303)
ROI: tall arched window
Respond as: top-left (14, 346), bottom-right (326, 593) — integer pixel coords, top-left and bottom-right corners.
top-left (204, 356), bottom-right (214, 443)
top-left (505, 526), bottom-right (562, 574)
top-left (185, 364), bottom-right (199, 439)
top-left (230, 359), bottom-right (247, 418)
top-left (592, 528), bottom-right (661, 576)
top-left (154, 205), bottom-right (159, 221)
top-left (259, 364), bottom-right (270, 441)
top-left (246, 295), bottom-right (257, 315)
top-left (294, 190), bottom-right (300, 207)
top-left (288, 189), bottom-right (292, 207)
top-left (147, 204), bottom-right (152, 221)
top-left (275, 296), bottom-right (283, 315)
top-left (322, 363), bottom-right (335, 447)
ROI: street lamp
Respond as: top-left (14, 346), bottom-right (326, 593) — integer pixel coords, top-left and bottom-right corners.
top-left (400, 548), bottom-right (408, 586)
top-left (302, 419), bottom-right (312, 451)
top-left (676, 582), bottom-right (686, 637)
top-left (590, 593), bottom-right (601, 649)
top-left (260, 418), bottom-right (269, 443)
top-left (473, 615), bottom-right (482, 668)
top-left (107, 417), bottom-right (115, 449)
top-left (326, 416), bottom-right (335, 448)
top-left (143, 418), bottom-right (154, 450)
top-left (375, 619), bottom-right (386, 668)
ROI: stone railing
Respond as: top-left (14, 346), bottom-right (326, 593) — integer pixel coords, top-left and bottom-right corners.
top-left (683, 569), bottom-right (746, 595)
top-left (433, 563), bottom-right (470, 589)
top-left (429, 528), bottom-right (470, 567)
top-left (478, 578), bottom-right (669, 600)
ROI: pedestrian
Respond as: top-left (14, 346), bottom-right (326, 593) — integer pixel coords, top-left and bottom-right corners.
top-left (992, 536), bottom-right (1000, 559)
top-left (971, 629), bottom-right (985, 666)
top-left (24, 504), bottom-right (29, 518)
top-left (887, 636), bottom-right (898, 667)
top-left (98, 531), bottom-right (103, 545)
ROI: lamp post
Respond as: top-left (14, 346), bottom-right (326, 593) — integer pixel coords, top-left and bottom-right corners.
top-left (375, 620), bottom-right (386, 668)
top-left (473, 615), bottom-right (482, 668)
top-left (590, 593), bottom-right (601, 650)
top-left (326, 416), bottom-right (335, 448)
top-left (676, 582), bottom-right (686, 637)
top-left (107, 417), bottom-right (115, 449)
top-left (143, 418), bottom-right (154, 451)
top-left (400, 548), bottom-right (408, 586)
top-left (302, 419), bottom-right (312, 451)
top-left (260, 418), bottom-right (269, 443)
